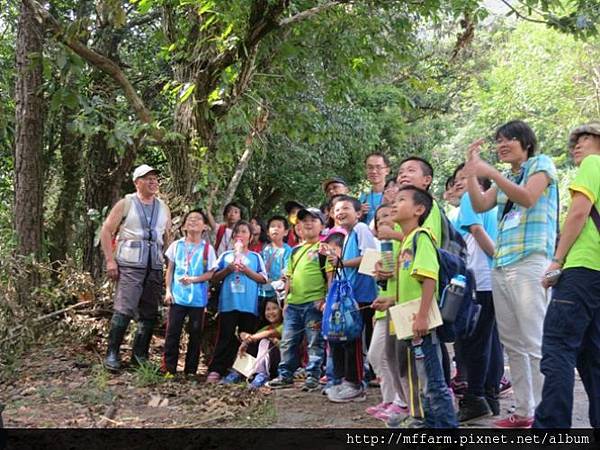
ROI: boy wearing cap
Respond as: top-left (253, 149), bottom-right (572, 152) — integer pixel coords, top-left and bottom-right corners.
top-left (100, 164), bottom-right (172, 370)
top-left (535, 122), bottom-right (600, 428)
top-left (267, 207), bottom-right (333, 391)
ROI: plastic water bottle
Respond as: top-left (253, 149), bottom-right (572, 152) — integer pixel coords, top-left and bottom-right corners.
top-left (441, 274), bottom-right (466, 323)
top-left (377, 240), bottom-right (394, 290)
top-left (233, 238), bottom-right (244, 266)
top-left (411, 337), bottom-right (424, 359)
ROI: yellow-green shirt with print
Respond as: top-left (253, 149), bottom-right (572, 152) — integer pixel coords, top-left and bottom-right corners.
top-left (396, 227), bottom-right (439, 305)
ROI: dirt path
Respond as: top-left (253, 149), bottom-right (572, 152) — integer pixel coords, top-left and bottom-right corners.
top-left (0, 339), bottom-right (591, 428)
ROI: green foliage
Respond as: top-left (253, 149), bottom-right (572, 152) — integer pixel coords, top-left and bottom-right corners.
top-left (133, 361), bottom-right (164, 387)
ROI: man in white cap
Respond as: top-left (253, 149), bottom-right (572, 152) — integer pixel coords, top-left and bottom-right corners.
top-left (99, 164), bottom-right (172, 370)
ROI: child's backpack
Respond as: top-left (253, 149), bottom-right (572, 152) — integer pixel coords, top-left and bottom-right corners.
top-left (438, 202), bottom-right (468, 259)
top-left (411, 230), bottom-right (478, 343)
top-left (322, 266), bottom-right (364, 342)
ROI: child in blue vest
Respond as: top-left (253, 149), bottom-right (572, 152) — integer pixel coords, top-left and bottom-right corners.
top-left (162, 210), bottom-right (216, 376)
top-left (206, 220), bottom-right (268, 383)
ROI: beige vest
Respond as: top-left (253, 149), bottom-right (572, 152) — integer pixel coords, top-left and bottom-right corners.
top-left (115, 193), bottom-right (169, 270)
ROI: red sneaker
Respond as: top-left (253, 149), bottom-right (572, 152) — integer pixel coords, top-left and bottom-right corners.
top-left (493, 414), bottom-right (534, 429)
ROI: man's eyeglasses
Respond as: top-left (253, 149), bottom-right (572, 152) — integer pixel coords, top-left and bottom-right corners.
top-left (366, 165), bottom-right (388, 172)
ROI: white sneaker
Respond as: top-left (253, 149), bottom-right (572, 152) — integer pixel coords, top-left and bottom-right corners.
top-left (327, 381), bottom-right (366, 403)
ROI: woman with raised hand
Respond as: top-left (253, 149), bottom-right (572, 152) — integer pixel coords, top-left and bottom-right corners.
top-left (464, 120), bottom-right (558, 428)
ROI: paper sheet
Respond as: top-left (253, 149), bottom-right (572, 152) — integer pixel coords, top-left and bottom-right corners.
top-left (389, 298), bottom-right (443, 340)
top-left (232, 353), bottom-right (256, 378)
top-left (358, 248), bottom-right (381, 276)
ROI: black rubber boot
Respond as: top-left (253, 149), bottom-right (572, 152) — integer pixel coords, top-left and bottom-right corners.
top-left (104, 313), bottom-right (131, 371)
top-left (485, 387), bottom-right (501, 416)
top-left (132, 320), bottom-right (155, 365)
top-left (458, 394), bottom-right (493, 423)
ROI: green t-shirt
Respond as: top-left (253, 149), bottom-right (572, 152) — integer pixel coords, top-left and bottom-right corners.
top-left (286, 242), bottom-right (332, 305)
top-left (564, 154), bottom-right (600, 271)
top-left (374, 274), bottom-right (393, 321)
top-left (396, 228), bottom-right (439, 305)
top-left (257, 323), bottom-right (283, 338)
top-left (386, 200), bottom-right (442, 311)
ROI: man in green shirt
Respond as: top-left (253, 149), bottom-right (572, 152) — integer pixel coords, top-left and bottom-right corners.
top-left (535, 122), bottom-right (600, 428)
top-left (267, 208), bottom-right (333, 391)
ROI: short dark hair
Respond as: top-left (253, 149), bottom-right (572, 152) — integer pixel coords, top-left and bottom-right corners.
top-left (365, 151), bottom-right (390, 167)
top-left (445, 176), bottom-right (455, 190)
top-left (373, 203), bottom-right (392, 232)
top-left (399, 156), bottom-right (434, 188)
top-left (384, 177), bottom-right (396, 189)
top-left (324, 232), bottom-right (345, 249)
top-left (495, 120), bottom-right (537, 158)
top-left (181, 209), bottom-right (208, 234)
top-left (223, 202), bottom-right (244, 218)
top-left (267, 215), bottom-right (289, 230)
top-left (451, 163), bottom-right (465, 181)
top-left (398, 185), bottom-right (433, 226)
top-left (330, 195), bottom-right (362, 212)
top-left (232, 220), bottom-right (252, 236)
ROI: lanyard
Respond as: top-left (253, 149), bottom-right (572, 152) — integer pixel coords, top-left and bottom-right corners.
top-left (183, 241), bottom-right (202, 275)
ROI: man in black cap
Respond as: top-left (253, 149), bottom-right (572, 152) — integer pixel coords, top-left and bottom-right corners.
top-left (322, 177), bottom-right (349, 200)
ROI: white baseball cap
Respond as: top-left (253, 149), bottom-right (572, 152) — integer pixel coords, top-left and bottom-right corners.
top-left (132, 164), bottom-right (159, 181)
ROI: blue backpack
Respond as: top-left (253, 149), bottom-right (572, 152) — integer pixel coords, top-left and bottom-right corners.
top-left (411, 230), bottom-right (478, 343)
top-left (322, 268), bottom-right (364, 342)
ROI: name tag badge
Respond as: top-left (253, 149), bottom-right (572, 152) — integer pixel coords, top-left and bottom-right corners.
top-left (503, 210), bottom-right (522, 231)
top-left (231, 275), bottom-right (246, 294)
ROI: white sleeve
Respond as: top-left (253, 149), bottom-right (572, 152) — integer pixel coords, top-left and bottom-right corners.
top-left (207, 244), bottom-right (217, 270)
top-left (355, 222), bottom-right (377, 253)
top-left (210, 251), bottom-right (226, 271)
top-left (165, 241), bottom-right (178, 262)
top-left (255, 253), bottom-right (268, 279)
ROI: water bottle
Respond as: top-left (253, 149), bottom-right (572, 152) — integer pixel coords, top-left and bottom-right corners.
top-left (377, 240), bottom-right (394, 290)
top-left (233, 238), bottom-right (244, 267)
top-left (441, 274), bottom-right (466, 323)
top-left (411, 337), bottom-right (424, 359)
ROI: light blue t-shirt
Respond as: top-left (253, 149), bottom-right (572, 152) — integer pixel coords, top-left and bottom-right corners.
top-left (456, 193), bottom-right (498, 266)
top-left (259, 243), bottom-right (292, 297)
top-left (359, 190), bottom-right (384, 224)
top-left (211, 250), bottom-right (267, 315)
top-left (165, 239), bottom-right (216, 308)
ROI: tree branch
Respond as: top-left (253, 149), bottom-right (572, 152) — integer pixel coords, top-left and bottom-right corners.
top-left (279, 1), bottom-right (344, 28)
top-left (500, 0), bottom-right (547, 25)
top-left (22, 0), bottom-right (162, 140)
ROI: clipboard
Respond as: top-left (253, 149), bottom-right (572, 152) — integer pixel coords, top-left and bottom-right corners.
top-left (389, 297), bottom-right (443, 340)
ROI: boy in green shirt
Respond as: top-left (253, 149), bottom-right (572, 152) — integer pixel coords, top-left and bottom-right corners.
top-left (373, 186), bottom-right (458, 428)
top-left (267, 208), bottom-right (333, 391)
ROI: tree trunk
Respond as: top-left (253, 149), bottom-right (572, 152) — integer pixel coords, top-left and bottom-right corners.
top-left (14, 1), bottom-right (44, 303)
top-left (48, 107), bottom-right (82, 269)
top-left (82, 26), bottom-right (125, 280)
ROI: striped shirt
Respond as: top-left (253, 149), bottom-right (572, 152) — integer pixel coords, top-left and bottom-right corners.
top-left (494, 154), bottom-right (558, 268)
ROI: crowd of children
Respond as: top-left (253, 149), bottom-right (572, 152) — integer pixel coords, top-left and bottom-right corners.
top-left (155, 120), bottom-right (600, 430)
